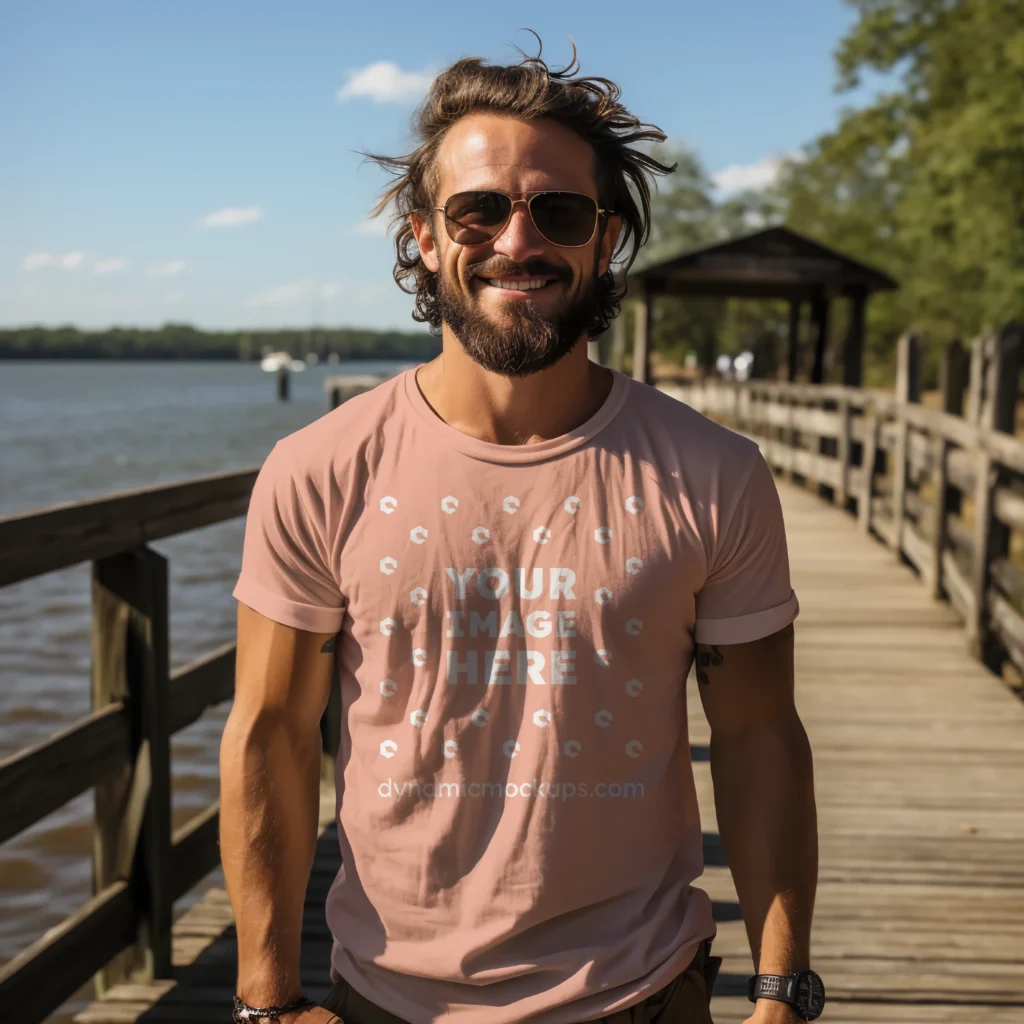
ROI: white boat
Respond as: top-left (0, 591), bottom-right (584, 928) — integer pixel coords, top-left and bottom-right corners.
top-left (259, 351), bottom-right (306, 373)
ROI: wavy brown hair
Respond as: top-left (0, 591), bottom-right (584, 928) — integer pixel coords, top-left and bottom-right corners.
top-left (363, 34), bottom-right (676, 337)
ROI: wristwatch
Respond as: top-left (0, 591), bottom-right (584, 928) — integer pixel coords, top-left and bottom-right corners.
top-left (747, 969), bottom-right (825, 1020)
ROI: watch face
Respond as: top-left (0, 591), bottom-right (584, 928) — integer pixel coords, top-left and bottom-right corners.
top-left (796, 971), bottom-right (826, 1021)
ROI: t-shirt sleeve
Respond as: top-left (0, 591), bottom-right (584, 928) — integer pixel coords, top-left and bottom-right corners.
top-left (232, 443), bottom-right (346, 634)
top-left (694, 451), bottom-right (799, 646)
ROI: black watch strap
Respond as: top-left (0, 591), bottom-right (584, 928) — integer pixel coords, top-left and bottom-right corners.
top-left (747, 973), bottom-right (799, 1006)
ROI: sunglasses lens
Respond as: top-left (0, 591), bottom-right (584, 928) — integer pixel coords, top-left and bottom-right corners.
top-left (444, 191), bottom-right (512, 245)
top-left (530, 192), bottom-right (599, 246)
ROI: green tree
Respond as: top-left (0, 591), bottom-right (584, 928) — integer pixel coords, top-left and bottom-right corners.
top-left (774, 0), bottom-right (1024, 379)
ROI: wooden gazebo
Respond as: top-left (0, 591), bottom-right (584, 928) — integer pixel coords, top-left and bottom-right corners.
top-left (621, 225), bottom-right (898, 387)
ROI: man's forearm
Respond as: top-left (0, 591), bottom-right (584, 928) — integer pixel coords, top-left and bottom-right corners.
top-left (220, 709), bottom-right (322, 1004)
top-left (711, 713), bottom-right (818, 974)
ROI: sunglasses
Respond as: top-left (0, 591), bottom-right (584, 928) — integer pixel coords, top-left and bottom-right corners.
top-left (434, 190), bottom-right (614, 248)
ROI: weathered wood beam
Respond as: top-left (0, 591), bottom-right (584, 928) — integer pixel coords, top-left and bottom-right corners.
top-left (0, 468), bottom-right (258, 587)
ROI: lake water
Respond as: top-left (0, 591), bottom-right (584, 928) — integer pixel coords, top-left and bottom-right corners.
top-left (0, 359), bottom-right (416, 1009)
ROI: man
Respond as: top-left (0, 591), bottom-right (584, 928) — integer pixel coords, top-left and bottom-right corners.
top-left (223, 40), bottom-right (820, 1024)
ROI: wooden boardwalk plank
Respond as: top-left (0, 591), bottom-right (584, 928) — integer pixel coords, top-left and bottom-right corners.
top-left (74, 482), bottom-right (1024, 1023)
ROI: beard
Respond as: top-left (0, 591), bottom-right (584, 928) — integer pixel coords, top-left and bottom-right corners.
top-left (436, 255), bottom-right (602, 377)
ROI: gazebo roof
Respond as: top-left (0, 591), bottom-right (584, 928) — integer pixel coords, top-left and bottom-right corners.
top-left (626, 225), bottom-right (898, 300)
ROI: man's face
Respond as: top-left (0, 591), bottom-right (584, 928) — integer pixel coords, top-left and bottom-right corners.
top-left (412, 113), bottom-right (620, 376)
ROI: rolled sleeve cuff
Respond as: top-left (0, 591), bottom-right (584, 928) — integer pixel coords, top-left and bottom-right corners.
top-left (232, 575), bottom-right (345, 635)
top-left (694, 590), bottom-right (799, 646)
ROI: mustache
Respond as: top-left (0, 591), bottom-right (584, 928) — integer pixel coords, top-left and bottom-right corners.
top-left (467, 258), bottom-right (571, 281)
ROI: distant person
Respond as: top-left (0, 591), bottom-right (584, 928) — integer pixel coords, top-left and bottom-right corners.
top-left (223, 36), bottom-right (822, 1024)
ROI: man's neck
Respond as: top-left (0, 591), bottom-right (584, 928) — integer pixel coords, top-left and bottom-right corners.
top-left (414, 332), bottom-right (614, 447)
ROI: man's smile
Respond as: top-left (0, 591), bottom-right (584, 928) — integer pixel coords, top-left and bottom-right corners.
top-left (475, 275), bottom-right (564, 297)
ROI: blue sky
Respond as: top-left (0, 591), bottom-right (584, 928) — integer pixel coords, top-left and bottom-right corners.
top-left (1, 0), bottom-right (871, 332)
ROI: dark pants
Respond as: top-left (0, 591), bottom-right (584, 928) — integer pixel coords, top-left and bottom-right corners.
top-left (321, 942), bottom-right (721, 1024)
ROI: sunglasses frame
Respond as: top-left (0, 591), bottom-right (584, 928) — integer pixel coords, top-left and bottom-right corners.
top-left (433, 190), bottom-right (615, 249)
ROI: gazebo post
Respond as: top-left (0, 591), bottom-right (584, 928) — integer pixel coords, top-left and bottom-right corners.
top-left (703, 332), bottom-right (716, 378)
top-left (810, 290), bottom-right (831, 384)
top-left (787, 299), bottom-right (801, 382)
top-left (632, 282), bottom-right (652, 384)
top-left (843, 288), bottom-right (868, 387)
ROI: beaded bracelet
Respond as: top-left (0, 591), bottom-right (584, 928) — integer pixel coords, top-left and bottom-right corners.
top-left (232, 994), bottom-right (318, 1021)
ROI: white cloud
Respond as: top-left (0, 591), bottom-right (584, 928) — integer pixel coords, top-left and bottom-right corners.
top-left (93, 257), bottom-right (131, 274)
top-left (23, 250), bottom-right (87, 271)
top-left (198, 206), bottom-right (263, 229)
top-left (711, 155), bottom-right (790, 194)
top-left (336, 61), bottom-right (433, 103)
top-left (246, 280), bottom-right (317, 307)
top-left (23, 253), bottom-right (55, 271)
top-left (149, 259), bottom-right (187, 277)
top-left (352, 217), bottom-right (391, 237)
top-left (246, 279), bottom-right (386, 308)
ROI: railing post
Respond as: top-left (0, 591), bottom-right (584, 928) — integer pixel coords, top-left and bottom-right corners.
top-left (932, 341), bottom-right (969, 599)
top-left (92, 545), bottom-right (173, 994)
top-left (836, 397), bottom-right (851, 510)
top-left (859, 407), bottom-right (879, 534)
top-left (632, 288), bottom-right (651, 385)
top-left (969, 323), bottom-right (1023, 667)
top-left (891, 333), bottom-right (922, 554)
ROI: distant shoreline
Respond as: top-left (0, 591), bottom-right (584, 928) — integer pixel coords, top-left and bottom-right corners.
top-left (0, 325), bottom-right (441, 362)
top-left (0, 353), bottom-right (424, 361)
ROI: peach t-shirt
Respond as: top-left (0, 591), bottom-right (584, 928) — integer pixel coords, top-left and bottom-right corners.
top-left (233, 366), bottom-right (798, 1024)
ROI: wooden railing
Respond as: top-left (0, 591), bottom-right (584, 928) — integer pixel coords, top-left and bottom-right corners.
top-left (661, 322), bottom-right (1024, 681)
top-left (0, 469), bottom-right (342, 1024)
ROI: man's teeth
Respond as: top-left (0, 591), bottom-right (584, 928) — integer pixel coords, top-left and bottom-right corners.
top-left (486, 279), bottom-right (550, 290)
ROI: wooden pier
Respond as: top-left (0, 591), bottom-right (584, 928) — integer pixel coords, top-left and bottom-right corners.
top-left (2, 326), bottom-right (1024, 1022)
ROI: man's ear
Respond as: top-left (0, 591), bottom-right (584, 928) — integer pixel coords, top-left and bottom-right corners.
top-left (597, 213), bottom-right (623, 278)
top-left (410, 210), bottom-right (441, 273)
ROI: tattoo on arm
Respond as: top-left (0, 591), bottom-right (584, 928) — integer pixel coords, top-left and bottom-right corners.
top-left (320, 634), bottom-right (338, 654)
top-left (695, 644), bottom-right (724, 685)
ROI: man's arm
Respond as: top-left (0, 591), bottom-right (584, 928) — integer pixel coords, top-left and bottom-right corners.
top-left (219, 601), bottom-right (338, 1018)
top-left (696, 623), bottom-right (818, 1022)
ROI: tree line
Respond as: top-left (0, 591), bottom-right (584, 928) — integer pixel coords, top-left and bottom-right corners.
top-left (0, 323), bottom-right (440, 362)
